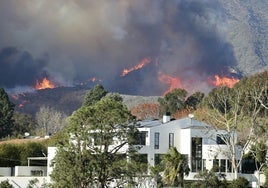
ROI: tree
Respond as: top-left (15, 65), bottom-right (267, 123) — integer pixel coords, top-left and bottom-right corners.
top-left (185, 92), bottom-right (205, 110)
top-left (36, 106), bottom-right (67, 136)
top-left (248, 141), bottom-right (268, 188)
top-left (0, 143), bottom-right (20, 167)
top-left (82, 84), bottom-right (108, 107)
top-left (161, 147), bottom-right (189, 187)
top-left (0, 88), bottom-right (15, 139)
top-left (130, 103), bottom-right (161, 120)
top-left (12, 112), bottom-right (36, 137)
top-left (203, 79), bottom-right (268, 179)
top-left (50, 94), bottom-right (139, 188)
top-left (158, 88), bottom-right (187, 115)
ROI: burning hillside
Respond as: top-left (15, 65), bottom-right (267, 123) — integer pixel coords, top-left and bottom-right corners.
top-left (0, 1), bottom-right (243, 96)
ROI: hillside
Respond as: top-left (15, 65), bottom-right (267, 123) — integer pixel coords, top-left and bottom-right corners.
top-left (221, 0), bottom-right (268, 74)
top-left (7, 1), bottom-right (268, 117)
top-left (10, 87), bottom-right (160, 117)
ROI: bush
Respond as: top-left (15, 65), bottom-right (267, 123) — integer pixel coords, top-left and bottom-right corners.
top-left (228, 177), bottom-right (249, 188)
top-left (0, 180), bottom-right (13, 188)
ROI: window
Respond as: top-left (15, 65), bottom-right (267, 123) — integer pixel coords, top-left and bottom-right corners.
top-left (220, 159), bottom-right (226, 173)
top-left (155, 132), bottom-right (159, 149)
top-left (191, 137), bottom-right (202, 172)
top-left (169, 133), bottom-right (174, 148)
top-left (31, 170), bottom-right (43, 176)
top-left (155, 154), bottom-right (164, 165)
top-left (227, 160), bottom-right (232, 172)
top-left (216, 134), bottom-right (229, 145)
top-left (213, 159), bottom-right (220, 172)
top-left (133, 131), bottom-right (148, 145)
top-left (202, 159), bottom-right (206, 171)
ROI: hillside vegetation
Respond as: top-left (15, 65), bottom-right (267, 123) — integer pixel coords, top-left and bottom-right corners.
top-left (221, 0), bottom-right (268, 74)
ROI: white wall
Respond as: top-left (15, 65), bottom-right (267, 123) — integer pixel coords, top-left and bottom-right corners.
top-left (47, 147), bottom-right (57, 176)
top-left (0, 167), bottom-right (12, 176)
top-left (15, 166), bottom-right (47, 177)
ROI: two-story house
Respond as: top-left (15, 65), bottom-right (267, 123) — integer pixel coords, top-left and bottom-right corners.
top-left (135, 114), bottom-right (242, 178)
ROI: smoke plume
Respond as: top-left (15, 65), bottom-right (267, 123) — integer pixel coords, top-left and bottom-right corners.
top-left (0, 0), bottom-right (237, 95)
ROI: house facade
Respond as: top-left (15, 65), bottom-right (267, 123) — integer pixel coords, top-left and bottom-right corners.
top-left (136, 114), bottom-right (242, 176)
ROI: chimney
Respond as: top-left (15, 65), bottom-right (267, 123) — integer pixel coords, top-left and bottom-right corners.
top-left (163, 112), bottom-right (171, 123)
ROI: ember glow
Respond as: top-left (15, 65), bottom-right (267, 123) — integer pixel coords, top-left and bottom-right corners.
top-left (35, 78), bottom-right (56, 90)
top-left (121, 57), bottom-right (152, 76)
top-left (210, 75), bottom-right (240, 88)
top-left (158, 73), bottom-right (184, 95)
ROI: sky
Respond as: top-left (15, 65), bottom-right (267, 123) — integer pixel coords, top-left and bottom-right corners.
top-left (0, 0), bottom-right (238, 96)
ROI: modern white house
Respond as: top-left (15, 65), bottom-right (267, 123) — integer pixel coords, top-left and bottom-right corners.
top-left (135, 114), bottom-right (242, 176)
top-left (47, 114), bottom-right (243, 177)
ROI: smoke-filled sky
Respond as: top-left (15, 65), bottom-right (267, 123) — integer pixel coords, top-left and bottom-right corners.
top-left (0, 0), bottom-right (237, 95)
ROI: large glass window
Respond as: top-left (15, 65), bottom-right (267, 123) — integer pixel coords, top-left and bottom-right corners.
top-left (220, 159), bottom-right (226, 173)
top-left (213, 159), bottom-right (220, 172)
top-left (227, 160), bottom-right (232, 172)
top-left (202, 159), bottom-right (206, 171)
top-left (154, 154), bottom-right (165, 165)
top-left (169, 133), bottom-right (174, 148)
top-left (133, 131), bottom-right (148, 145)
top-left (191, 137), bottom-right (202, 172)
top-left (155, 132), bottom-right (159, 149)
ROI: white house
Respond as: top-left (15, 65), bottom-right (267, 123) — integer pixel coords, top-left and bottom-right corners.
top-left (135, 114), bottom-right (242, 178)
top-left (47, 114), bottom-right (242, 177)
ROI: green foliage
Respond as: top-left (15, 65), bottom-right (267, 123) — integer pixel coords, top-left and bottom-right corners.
top-left (193, 170), bottom-right (227, 188)
top-left (82, 84), bottom-right (108, 107)
top-left (12, 112), bottom-right (36, 137)
top-left (0, 88), bottom-right (15, 139)
top-left (19, 142), bottom-right (47, 166)
top-left (263, 167), bottom-right (268, 187)
top-left (227, 177), bottom-right (249, 188)
top-left (51, 93), bottom-right (140, 187)
top-left (161, 147), bottom-right (190, 187)
top-left (158, 88), bottom-right (187, 115)
top-left (0, 180), bottom-right (13, 188)
top-left (0, 142), bottom-right (47, 167)
top-left (27, 178), bottom-right (39, 188)
top-left (0, 143), bottom-right (20, 167)
top-left (203, 86), bottom-right (233, 114)
top-left (185, 92), bottom-right (205, 110)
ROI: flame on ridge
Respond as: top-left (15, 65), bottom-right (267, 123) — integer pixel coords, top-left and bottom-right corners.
top-left (121, 57), bottom-right (152, 76)
top-left (210, 75), bottom-right (240, 88)
top-left (158, 73), bottom-right (184, 95)
top-left (35, 77), bottom-right (56, 90)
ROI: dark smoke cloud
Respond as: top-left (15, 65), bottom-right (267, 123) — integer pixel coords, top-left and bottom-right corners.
top-left (0, 47), bottom-right (47, 88)
top-left (0, 0), bottom-right (237, 95)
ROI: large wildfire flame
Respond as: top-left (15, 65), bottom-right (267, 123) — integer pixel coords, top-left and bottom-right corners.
top-left (121, 57), bottom-right (152, 76)
top-left (35, 77), bottom-right (56, 90)
top-left (158, 73), bottom-right (184, 95)
top-left (210, 75), bottom-right (240, 88)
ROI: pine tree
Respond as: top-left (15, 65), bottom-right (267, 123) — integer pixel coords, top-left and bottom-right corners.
top-left (0, 88), bottom-right (15, 139)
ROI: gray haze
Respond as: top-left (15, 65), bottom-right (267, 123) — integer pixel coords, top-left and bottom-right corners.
top-left (0, 0), bottom-right (237, 95)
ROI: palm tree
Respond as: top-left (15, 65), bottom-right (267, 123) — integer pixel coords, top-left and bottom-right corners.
top-left (162, 147), bottom-right (190, 187)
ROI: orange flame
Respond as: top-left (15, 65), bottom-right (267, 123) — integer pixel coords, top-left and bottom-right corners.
top-left (158, 73), bottom-right (184, 95)
top-left (35, 77), bottom-right (56, 90)
top-left (11, 95), bottom-right (19, 100)
top-left (121, 57), bottom-right (152, 76)
top-left (211, 75), bottom-right (240, 88)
